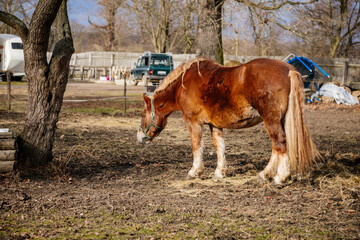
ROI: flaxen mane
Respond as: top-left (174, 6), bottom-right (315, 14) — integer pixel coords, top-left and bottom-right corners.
top-left (153, 58), bottom-right (207, 95)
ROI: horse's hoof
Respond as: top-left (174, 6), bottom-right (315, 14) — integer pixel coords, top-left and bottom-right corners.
top-left (273, 175), bottom-right (283, 185)
top-left (187, 168), bottom-right (203, 180)
top-left (212, 174), bottom-right (224, 180)
top-left (257, 171), bottom-right (269, 183)
top-left (213, 169), bottom-right (225, 179)
top-left (186, 174), bottom-right (196, 180)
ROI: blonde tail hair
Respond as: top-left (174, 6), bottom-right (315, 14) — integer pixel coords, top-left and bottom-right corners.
top-left (285, 70), bottom-right (321, 173)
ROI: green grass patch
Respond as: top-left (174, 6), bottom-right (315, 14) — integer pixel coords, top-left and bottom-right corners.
top-left (0, 81), bottom-right (27, 86)
top-left (63, 106), bottom-right (120, 114)
top-left (0, 99), bottom-right (27, 112)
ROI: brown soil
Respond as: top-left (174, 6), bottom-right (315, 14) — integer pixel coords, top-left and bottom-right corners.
top-left (0, 83), bottom-right (359, 239)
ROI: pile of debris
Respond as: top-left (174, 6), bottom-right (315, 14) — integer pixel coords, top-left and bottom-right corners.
top-left (310, 82), bottom-right (360, 105)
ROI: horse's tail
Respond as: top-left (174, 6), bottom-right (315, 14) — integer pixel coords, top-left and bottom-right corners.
top-left (285, 70), bottom-right (321, 174)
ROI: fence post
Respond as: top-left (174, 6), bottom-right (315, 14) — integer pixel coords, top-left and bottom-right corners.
top-left (111, 54), bottom-right (114, 66)
top-left (72, 54), bottom-right (77, 65)
top-left (341, 60), bottom-right (348, 86)
top-left (110, 54), bottom-right (114, 81)
top-left (124, 72), bottom-right (127, 114)
top-left (80, 66), bottom-right (84, 81)
top-left (87, 67), bottom-right (91, 80)
top-left (89, 53), bottom-right (92, 66)
top-left (6, 72), bottom-right (11, 111)
top-left (70, 55), bottom-right (77, 76)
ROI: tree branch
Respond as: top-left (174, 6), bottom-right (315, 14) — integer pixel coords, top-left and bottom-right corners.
top-left (0, 10), bottom-right (29, 40)
top-left (88, 16), bottom-right (107, 30)
top-left (24, 0), bottom-right (63, 65)
top-left (50, 0), bottom-right (74, 65)
top-left (30, 0), bottom-right (63, 33)
top-left (272, 19), bottom-right (315, 43)
top-left (48, 0), bottom-right (74, 91)
top-left (235, 0), bottom-right (318, 11)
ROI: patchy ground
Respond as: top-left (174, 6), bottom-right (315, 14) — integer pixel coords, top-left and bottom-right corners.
top-left (0, 82), bottom-right (359, 239)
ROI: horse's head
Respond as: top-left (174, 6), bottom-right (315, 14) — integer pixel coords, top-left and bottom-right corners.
top-left (137, 94), bottom-right (168, 143)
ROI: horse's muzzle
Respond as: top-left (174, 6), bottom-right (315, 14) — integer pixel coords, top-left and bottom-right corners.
top-left (137, 130), bottom-right (149, 144)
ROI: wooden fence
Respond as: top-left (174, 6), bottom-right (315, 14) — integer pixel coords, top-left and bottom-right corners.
top-left (70, 65), bottom-right (130, 81)
top-left (68, 52), bottom-right (360, 89)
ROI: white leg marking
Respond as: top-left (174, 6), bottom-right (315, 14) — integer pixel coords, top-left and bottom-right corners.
top-left (188, 140), bottom-right (204, 179)
top-left (259, 151), bottom-right (278, 182)
top-left (213, 130), bottom-right (227, 179)
top-left (273, 153), bottom-right (290, 185)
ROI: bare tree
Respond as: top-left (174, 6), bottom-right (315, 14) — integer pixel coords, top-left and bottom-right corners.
top-left (275, 0), bottom-right (360, 58)
top-left (196, 0), bottom-right (316, 64)
top-left (127, 0), bottom-right (196, 53)
top-left (127, 0), bottom-right (172, 53)
top-left (182, 0), bottom-right (197, 53)
top-left (196, 0), bottom-right (224, 63)
top-left (247, 6), bottom-right (270, 56)
top-left (0, 0), bottom-right (35, 33)
top-left (88, 0), bottom-right (124, 51)
top-left (246, 5), bottom-right (288, 56)
top-left (0, 0), bottom-right (74, 169)
top-left (223, 1), bottom-right (246, 56)
top-left (71, 22), bottom-right (92, 53)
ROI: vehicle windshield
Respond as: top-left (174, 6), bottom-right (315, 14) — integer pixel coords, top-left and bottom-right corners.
top-left (151, 56), bottom-right (170, 66)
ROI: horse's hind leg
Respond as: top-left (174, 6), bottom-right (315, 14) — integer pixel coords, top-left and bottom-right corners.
top-left (210, 125), bottom-right (227, 179)
top-left (258, 150), bottom-right (278, 182)
top-left (273, 152), bottom-right (290, 184)
top-left (186, 121), bottom-right (205, 179)
top-left (259, 120), bottom-right (290, 184)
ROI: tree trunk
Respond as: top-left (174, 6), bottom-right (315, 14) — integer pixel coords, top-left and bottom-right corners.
top-left (105, 3), bottom-right (116, 51)
top-left (159, 0), bottom-right (170, 53)
top-left (196, 0), bottom-right (224, 64)
top-left (7, 0), bottom-right (74, 169)
top-left (89, 0), bottom-right (123, 51)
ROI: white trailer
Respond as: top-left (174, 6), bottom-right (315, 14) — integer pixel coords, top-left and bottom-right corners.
top-left (0, 34), bottom-right (25, 81)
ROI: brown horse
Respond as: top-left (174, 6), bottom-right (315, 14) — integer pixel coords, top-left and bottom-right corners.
top-left (137, 58), bottom-right (321, 184)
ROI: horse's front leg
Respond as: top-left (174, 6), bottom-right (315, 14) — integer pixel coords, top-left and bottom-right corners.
top-left (210, 125), bottom-right (227, 179)
top-left (186, 121), bottom-right (204, 179)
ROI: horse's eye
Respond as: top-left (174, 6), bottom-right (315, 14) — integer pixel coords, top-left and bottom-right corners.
top-left (158, 103), bottom-right (166, 109)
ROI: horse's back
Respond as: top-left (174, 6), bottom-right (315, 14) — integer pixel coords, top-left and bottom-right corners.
top-left (240, 58), bottom-right (296, 88)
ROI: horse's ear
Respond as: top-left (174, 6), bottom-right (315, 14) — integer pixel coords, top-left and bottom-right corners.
top-left (143, 93), bottom-right (151, 110)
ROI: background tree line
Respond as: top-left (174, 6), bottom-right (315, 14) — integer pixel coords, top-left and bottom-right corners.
top-left (2, 0), bottom-right (359, 59)
top-left (68, 0), bottom-right (360, 59)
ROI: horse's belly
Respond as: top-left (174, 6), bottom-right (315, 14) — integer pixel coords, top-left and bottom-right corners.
top-left (216, 106), bottom-right (263, 129)
top-left (228, 115), bottom-right (263, 129)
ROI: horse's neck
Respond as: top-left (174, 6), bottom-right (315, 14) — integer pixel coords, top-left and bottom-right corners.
top-left (154, 83), bottom-right (179, 114)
